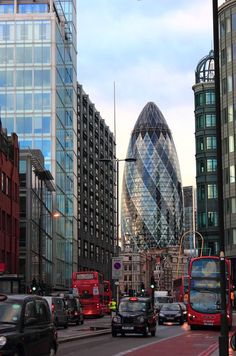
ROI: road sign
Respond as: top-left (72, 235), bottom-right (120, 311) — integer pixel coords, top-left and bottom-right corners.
top-left (112, 257), bottom-right (123, 279)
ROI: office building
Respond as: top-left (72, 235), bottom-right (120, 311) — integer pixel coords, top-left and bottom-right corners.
top-left (0, 126), bottom-right (19, 275)
top-left (121, 101), bottom-right (183, 249)
top-left (193, 50), bottom-right (219, 256)
top-left (0, 1), bottom-right (78, 289)
top-left (218, 0), bottom-right (236, 276)
top-left (19, 149), bottom-right (55, 293)
top-left (77, 83), bottom-right (116, 281)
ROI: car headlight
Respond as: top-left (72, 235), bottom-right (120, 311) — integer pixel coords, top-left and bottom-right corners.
top-left (137, 316), bottom-right (145, 323)
top-left (112, 316), bottom-right (121, 323)
top-left (159, 313), bottom-right (164, 317)
top-left (0, 336), bottom-right (7, 346)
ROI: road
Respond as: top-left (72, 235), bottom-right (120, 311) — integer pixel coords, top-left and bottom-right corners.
top-left (57, 320), bottom-right (228, 356)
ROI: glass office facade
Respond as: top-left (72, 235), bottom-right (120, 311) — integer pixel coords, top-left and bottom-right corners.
top-left (0, 1), bottom-right (77, 289)
top-left (121, 102), bottom-right (183, 249)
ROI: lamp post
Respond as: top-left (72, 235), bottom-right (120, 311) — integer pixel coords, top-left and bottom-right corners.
top-left (176, 230), bottom-right (204, 278)
top-left (212, 1), bottom-right (228, 354)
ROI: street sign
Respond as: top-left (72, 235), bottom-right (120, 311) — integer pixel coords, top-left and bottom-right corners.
top-left (112, 257), bottom-right (123, 279)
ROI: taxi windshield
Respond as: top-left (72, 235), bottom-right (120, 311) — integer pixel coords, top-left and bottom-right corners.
top-left (0, 301), bottom-right (22, 323)
top-left (119, 301), bottom-right (147, 312)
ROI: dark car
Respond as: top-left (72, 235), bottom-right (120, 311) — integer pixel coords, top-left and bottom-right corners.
top-left (158, 302), bottom-right (184, 325)
top-left (0, 294), bottom-right (58, 355)
top-left (42, 296), bottom-right (68, 329)
top-left (111, 296), bottom-right (156, 337)
top-left (64, 295), bottom-right (84, 325)
top-left (178, 302), bottom-right (187, 322)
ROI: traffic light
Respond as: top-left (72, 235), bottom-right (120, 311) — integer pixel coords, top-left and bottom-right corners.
top-left (30, 278), bottom-right (37, 293)
top-left (150, 276), bottom-right (156, 289)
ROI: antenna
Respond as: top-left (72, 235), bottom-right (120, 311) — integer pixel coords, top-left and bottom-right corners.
top-left (113, 81), bottom-right (116, 142)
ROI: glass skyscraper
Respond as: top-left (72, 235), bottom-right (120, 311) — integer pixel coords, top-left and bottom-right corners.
top-left (0, 1), bottom-right (77, 289)
top-left (121, 102), bottom-right (183, 250)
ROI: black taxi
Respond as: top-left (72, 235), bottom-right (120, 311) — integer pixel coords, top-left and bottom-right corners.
top-left (111, 296), bottom-right (156, 337)
top-left (0, 294), bottom-right (58, 355)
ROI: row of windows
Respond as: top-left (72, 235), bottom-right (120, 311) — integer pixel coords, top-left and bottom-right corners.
top-left (0, 171), bottom-right (18, 201)
top-left (0, 46), bottom-right (51, 65)
top-left (196, 136), bottom-right (216, 151)
top-left (78, 240), bottom-right (112, 263)
top-left (220, 12), bottom-right (236, 37)
top-left (196, 114), bottom-right (216, 129)
top-left (0, 21), bottom-right (51, 42)
top-left (0, 92), bottom-right (51, 112)
top-left (197, 158), bottom-right (217, 174)
top-left (0, 4), bottom-right (48, 14)
top-left (0, 69), bottom-right (51, 88)
top-left (195, 92), bottom-right (215, 107)
top-left (0, 209), bottom-right (18, 235)
top-left (197, 211), bottom-right (218, 228)
top-left (197, 183), bottom-right (218, 200)
top-left (1, 116), bottom-right (51, 135)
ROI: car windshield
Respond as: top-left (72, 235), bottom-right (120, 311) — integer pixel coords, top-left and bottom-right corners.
top-left (119, 301), bottom-right (147, 312)
top-left (0, 301), bottom-right (22, 323)
top-left (161, 304), bottom-right (180, 311)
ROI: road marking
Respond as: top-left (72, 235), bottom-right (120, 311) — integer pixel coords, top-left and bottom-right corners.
top-left (113, 331), bottom-right (185, 356)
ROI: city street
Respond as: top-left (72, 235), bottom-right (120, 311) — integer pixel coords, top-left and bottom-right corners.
top-left (56, 315), bottom-right (236, 355)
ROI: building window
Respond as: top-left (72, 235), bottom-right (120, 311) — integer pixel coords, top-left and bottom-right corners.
top-left (197, 160), bottom-right (205, 174)
top-left (206, 136), bottom-right (216, 150)
top-left (228, 105), bottom-right (233, 122)
top-left (90, 243), bottom-right (94, 260)
top-left (229, 135), bottom-right (234, 152)
top-left (207, 159), bottom-right (217, 172)
top-left (231, 198), bottom-right (236, 214)
top-left (197, 212), bottom-right (206, 228)
top-left (233, 229), bottom-right (236, 245)
top-left (207, 184), bottom-right (217, 199)
top-left (197, 184), bottom-right (205, 200)
top-left (205, 92), bottom-right (215, 104)
top-left (196, 115), bottom-right (204, 129)
top-left (83, 241), bottom-right (88, 258)
top-left (205, 114), bottom-right (216, 127)
top-left (230, 165), bottom-right (235, 183)
top-left (196, 137), bottom-right (204, 151)
top-left (208, 212), bottom-right (218, 227)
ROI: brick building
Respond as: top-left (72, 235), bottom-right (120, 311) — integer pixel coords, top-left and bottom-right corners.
top-left (0, 127), bottom-right (19, 274)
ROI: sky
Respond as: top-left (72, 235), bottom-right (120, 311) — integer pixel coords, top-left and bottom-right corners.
top-left (77, 0), bottom-right (224, 188)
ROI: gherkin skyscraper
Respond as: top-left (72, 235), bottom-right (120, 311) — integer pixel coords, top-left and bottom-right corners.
top-left (121, 102), bottom-right (183, 249)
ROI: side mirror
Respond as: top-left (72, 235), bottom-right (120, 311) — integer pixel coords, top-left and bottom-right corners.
top-left (230, 332), bottom-right (236, 351)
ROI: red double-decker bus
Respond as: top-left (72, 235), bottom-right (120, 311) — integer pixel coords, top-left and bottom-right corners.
top-left (188, 256), bottom-right (233, 329)
top-left (72, 271), bottom-right (104, 317)
top-left (103, 280), bottom-right (112, 314)
top-left (173, 276), bottom-right (188, 303)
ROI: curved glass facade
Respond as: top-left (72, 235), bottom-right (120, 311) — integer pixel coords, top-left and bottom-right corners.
top-left (121, 102), bottom-right (183, 249)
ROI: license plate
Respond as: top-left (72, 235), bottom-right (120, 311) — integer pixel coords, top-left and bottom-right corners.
top-left (204, 321), bottom-right (213, 325)
top-left (122, 326), bottom-right (134, 330)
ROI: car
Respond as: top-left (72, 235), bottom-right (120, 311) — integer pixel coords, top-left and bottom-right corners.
top-left (178, 302), bottom-right (188, 322)
top-left (0, 294), bottom-right (58, 356)
top-left (158, 302), bottom-right (184, 325)
top-left (111, 296), bottom-right (156, 337)
top-left (43, 296), bottom-right (68, 329)
top-left (64, 295), bottom-right (84, 325)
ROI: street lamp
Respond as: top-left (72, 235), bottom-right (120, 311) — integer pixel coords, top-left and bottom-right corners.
top-left (212, 1), bottom-right (229, 354)
top-left (99, 157), bottom-right (136, 252)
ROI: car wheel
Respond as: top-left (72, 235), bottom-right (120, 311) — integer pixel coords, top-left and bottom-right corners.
top-left (64, 323), bottom-right (68, 329)
top-left (190, 325), bottom-right (197, 330)
top-left (158, 320), bottom-right (163, 325)
top-left (143, 326), bottom-right (149, 337)
top-left (13, 348), bottom-right (24, 356)
top-left (112, 330), bottom-right (117, 337)
top-left (49, 345), bottom-right (57, 356)
top-left (80, 318), bottom-right (84, 325)
top-left (179, 318), bottom-right (184, 325)
top-left (151, 329), bottom-right (156, 337)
